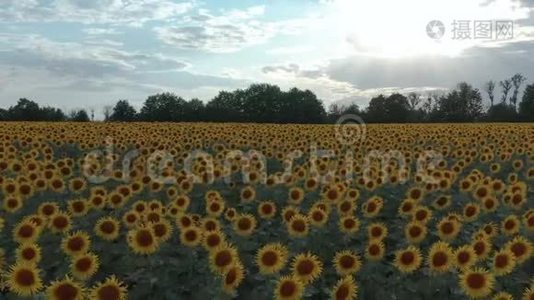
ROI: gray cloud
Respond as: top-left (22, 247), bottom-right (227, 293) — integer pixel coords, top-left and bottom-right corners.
top-left (324, 42), bottom-right (534, 91)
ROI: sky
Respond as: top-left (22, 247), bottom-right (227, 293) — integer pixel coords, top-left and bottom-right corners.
top-left (0, 0), bottom-right (533, 118)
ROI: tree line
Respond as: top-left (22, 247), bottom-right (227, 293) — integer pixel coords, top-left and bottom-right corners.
top-left (2, 75), bottom-right (534, 124)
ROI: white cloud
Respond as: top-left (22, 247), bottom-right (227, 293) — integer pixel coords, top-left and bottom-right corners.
top-left (155, 6), bottom-right (314, 53)
top-left (0, 0), bottom-right (195, 25)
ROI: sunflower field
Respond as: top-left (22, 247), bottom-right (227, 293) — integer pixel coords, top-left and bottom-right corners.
top-left (0, 122), bottom-right (533, 300)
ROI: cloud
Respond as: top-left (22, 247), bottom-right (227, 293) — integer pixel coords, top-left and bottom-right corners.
top-left (0, 0), bottom-right (195, 25)
top-left (155, 5), bottom-right (313, 53)
top-left (0, 35), bottom-right (192, 79)
top-left (83, 28), bottom-right (120, 35)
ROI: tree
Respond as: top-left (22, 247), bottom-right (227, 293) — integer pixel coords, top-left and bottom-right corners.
top-left (484, 80), bottom-right (496, 107)
top-left (519, 83), bottom-right (534, 120)
top-left (8, 98), bottom-right (42, 121)
top-left (69, 109), bottom-right (90, 122)
top-left (433, 82), bottom-right (483, 122)
top-left (500, 79), bottom-right (512, 104)
top-left (279, 88), bottom-right (326, 124)
top-left (139, 93), bottom-right (187, 122)
top-left (205, 90), bottom-right (245, 122)
top-left (407, 92), bottom-right (421, 110)
top-left (41, 106), bottom-right (66, 121)
top-left (242, 84), bottom-right (283, 123)
top-left (366, 93), bottom-right (411, 123)
top-left (0, 108), bottom-right (7, 121)
top-left (103, 105), bottom-right (113, 121)
top-left (110, 100), bottom-right (137, 122)
top-left (486, 103), bottom-right (518, 122)
top-left (510, 73), bottom-right (526, 108)
top-left (184, 98), bottom-right (205, 122)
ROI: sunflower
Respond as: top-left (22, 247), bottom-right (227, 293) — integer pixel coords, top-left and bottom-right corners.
top-left (524, 212), bottom-right (534, 233)
top-left (15, 243), bottom-right (41, 265)
top-left (481, 196), bottom-right (499, 212)
top-left (398, 198), bottom-right (417, 216)
top-left (50, 177), bottom-right (66, 193)
top-left (288, 187), bottom-right (305, 205)
top-left (132, 201), bottom-right (147, 214)
top-left (412, 206), bottom-right (432, 224)
top-left (281, 206), bottom-right (300, 223)
top-left (502, 215), bottom-right (521, 236)
top-left (222, 262), bottom-right (245, 294)
top-left (209, 244), bottom-right (240, 274)
top-left (151, 219), bottom-right (173, 243)
top-left (505, 236), bottom-right (532, 264)
top-left (492, 248), bottom-right (517, 276)
top-left (177, 214), bottom-right (194, 229)
top-left (367, 223), bottom-right (388, 241)
top-left (180, 226), bottom-right (203, 247)
top-left (324, 185), bottom-right (342, 203)
top-left (202, 230), bottom-right (226, 251)
top-left (46, 276), bottom-right (85, 300)
top-left (89, 195), bottom-right (106, 210)
top-left (38, 202), bottom-right (59, 218)
top-left (61, 231), bottom-right (91, 257)
top-left (522, 286), bottom-right (534, 300)
top-left (331, 275), bottom-right (358, 300)
top-left (94, 217), bottom-right (120, 241)
top-left (89, 275), bottom-right (127, 300)
top-left (427, 241), bottom-right (453, 273)
top-left (492, 291), bottom-right (513, 300)
top-left (6, 262), bottom-right (43, 296)
top-left (437, 218), bottom-right (461, 241)
top-left (257, 201), bottom-right (277, 219)
top-left (473, 185), bottom-right (490, 201)
top-left (49, 212), bottom-right (72, 234)
top-left (200, 217), bottom-right (220, 232)
top-left (240, 186), bottom-right (256, 203)
top-left (233, 214), bottom-right (257, 237)
top-left (224, 208), bottom-right (237, 221)
top-left (463, 203), bottom-right (481, 222)
top-left (67, 199), bottom-right (89, 217)
top-left (404, 221), bottom-right (427, 244)
top-left (365, 241), bottom-right (385, 262)
top-left (274, 275), bottom-right (304, 300)
top-left (362, 196), bottom-right (383, 218)
top-left (127, 226), bottom-right (159, 255)
top-left (394, 246), bottom-right (422, 274)
top-left (13, 220), bottom-right (41, 244)
top-left (256, 243), bottom-right (289, 274)
top-left (308, 207), bottom-right (329, 227)
top-left (433, 195), bottom-right (451, 210)
top-left (482, 222), bottom-right (499, 238)
top-left (472, 237), bottom-right (492, 261)
top-left (3, 195), bottom-right (22, 213)
top-left (287, 214), bottom-right (310, 238)
top-left (337, 199), bottom-right (355, 216)
top-left (333, 250), bottom-right (362, 276)
top-left (339, 216), bottom-right (360, 235)
top-left (291, 252), bottom-right (323, 284)
top-left (453, 245), bottom-right (477, 270)
top-left (70, 252), bottom-right (99, 280)
top-left (68, 177), bottom-right (87, 193)
top-left (459, 268), bottom-right (495, 298)
top-left (406, 187), bottom-right (425, 202)
top-left (206, 199), bottom-right (225, 217)
top-left (23, 214), bottom-right (45, 230)
top-left (122, 211), bottom-right (139, 228)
